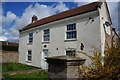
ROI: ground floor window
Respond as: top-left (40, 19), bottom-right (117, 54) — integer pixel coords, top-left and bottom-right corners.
top-left (27, 50), bottom-right (32, 62)
top-left (66, 49), bottom-right (76, 56)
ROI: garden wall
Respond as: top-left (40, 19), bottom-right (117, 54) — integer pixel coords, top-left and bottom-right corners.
top-left (0, 51), bottom-right (19, 63)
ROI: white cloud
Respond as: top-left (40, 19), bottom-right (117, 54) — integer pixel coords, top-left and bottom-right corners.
top-left (74, 0), bottom-right (98, 2)
top-left (74, 0), bottom-right (93, 7)
top-left (13, 2), bottom-right (68, 30)
top-left (54, 2), bottom-right (69, 12)
top-left (2, 2), bottom-right (69, 42)
top-left (2, 11), bottom-right (16, 27)
top-left (0, 36), bottom-right (7, 41)
top-left (74, 0), bottom-right (120, 2)
top-left (7, 36), bottom-right (19, 42)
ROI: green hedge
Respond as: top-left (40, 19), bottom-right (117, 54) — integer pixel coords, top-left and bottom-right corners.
top-left (2, 45), bottom-right (18, 51)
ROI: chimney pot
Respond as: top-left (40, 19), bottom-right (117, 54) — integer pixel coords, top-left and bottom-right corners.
top-left (32, 15), bottom-right (38, 23)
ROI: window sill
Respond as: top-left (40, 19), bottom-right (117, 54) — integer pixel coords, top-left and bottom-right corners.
top-left (42, 41), bottom-right (50, 44)
top-left (27, 42), bottom-right (33, 45)
top-left (64, 39), bottom-right (77, 42)
top-left (26, 61), bottom-right (31, 63)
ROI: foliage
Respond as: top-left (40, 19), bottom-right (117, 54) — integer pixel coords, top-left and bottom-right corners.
top-left (3, 72), bottom-right (48, 80)
top-left (2, 45), bottom-right (18, 51)
top-left (2, 63), bottom-right (39, 72)
top-left (76, 36), bottom-right (120, 79)
top-left (116, 38), bottom-right (120, 48)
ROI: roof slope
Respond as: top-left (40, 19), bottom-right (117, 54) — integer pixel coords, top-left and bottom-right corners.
top-left (20, 2), bottom-right (101, 32)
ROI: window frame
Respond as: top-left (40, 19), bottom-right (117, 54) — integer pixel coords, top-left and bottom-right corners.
top-left (28, 32), bottom-right (33, 43)
top-left (43, 28), bottom-right (50, 42)
top-left (65, 49), bottom-right (76, 56)
top-left (26, 50), bottom-right (32, 62)
top-left (65, 23), bottom-right (77, 40)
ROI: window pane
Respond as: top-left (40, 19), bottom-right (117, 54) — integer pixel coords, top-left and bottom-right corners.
top-left (66, 50), bottom-right (75, 56)
top-left (28, 56), bottom-right (31, 61)
top-left (28, 33), bottom-right (33, 43)
top-left (44, 35), bottom-right (50, 41)
top-left (66, 23), bottom-right (76, 39)
top-left (72, 31), bottom-right (76, 38)
top-left (28, 51), bottom-right (31, 55)
top-left (29, 38), bottom-right (33, 43)
top-left (29, 33), bottom-right (33, 37)
top-left (67, 31), bottom-right (76, 39)
top-left (67, 23), bottom-right (76, 31)
top-left (28, 50), bottom-right (32, 61)
top-left (44, 29), bottom-right (49, 34)
top-left (67, 32), bottom-right (71, 39)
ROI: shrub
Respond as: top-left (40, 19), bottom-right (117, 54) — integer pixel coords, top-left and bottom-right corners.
top-left (76, 36), bottom-right (120, 79)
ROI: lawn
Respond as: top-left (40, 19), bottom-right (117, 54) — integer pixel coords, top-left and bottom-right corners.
top-left (3, 72), bottom-right (48, 80)
top-left (2, 63), bottom-right (48, 79)
top-left (2, 62), bottom-right (39, 72)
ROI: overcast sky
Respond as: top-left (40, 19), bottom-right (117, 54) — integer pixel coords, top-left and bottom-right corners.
top-left (0, 0), bottom-right (120, 42)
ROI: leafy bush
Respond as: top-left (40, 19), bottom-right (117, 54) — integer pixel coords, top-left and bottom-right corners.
top-left (76, 36), bottom-right (120, 79)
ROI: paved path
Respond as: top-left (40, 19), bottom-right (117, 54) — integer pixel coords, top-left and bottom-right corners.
top-left (2, 69), bottom-right (47, 74)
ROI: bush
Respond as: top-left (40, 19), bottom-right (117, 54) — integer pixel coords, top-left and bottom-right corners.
top-left (76, 36), bottom-right (120, 79)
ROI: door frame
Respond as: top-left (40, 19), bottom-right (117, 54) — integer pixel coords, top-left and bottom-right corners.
top-left (41, 49), bottom-right (49, 69)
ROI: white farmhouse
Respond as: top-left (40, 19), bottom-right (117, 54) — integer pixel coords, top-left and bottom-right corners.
top-left (19, 1), bottom-right (113, 69)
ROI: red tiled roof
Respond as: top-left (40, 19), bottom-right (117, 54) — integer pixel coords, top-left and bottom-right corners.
top-left (0, 41), bottom-right (19, 46)
top-left (19, 2), bottom-right (101, 32)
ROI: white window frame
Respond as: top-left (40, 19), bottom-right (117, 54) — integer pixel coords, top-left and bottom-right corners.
top-left (43, 28), bottom-right (50, 42)
top-left (26, 50), bottom-right (32, 62)
top-left (28, 32), bottom-right (33, 43)
top-left (65, 23), bottom-right (77, 40)
top-left (65, 48), bottom-right (76, 56)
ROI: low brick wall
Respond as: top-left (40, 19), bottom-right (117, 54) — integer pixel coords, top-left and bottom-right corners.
top-left (0, 51), bottom-right (19, 63)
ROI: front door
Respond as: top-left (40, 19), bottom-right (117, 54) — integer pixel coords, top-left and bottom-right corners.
top-left (42, 49), bottom-right (48, 69)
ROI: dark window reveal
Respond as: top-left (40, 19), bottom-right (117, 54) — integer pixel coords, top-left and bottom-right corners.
top-left (66, 50), bottom-right (75, 56)
top-left (28, 33), bottom-right (33, 43)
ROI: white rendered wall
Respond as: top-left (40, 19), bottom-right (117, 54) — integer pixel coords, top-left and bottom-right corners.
top-left (19, 10), bottom-right (101, 68)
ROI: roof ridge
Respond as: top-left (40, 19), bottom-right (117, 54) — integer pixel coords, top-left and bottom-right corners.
top-left (20, 2), bottom-right (101, 32)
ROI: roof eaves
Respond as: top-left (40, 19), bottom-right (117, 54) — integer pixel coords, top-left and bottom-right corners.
top-left (20, 2), bottom-right (101, 32)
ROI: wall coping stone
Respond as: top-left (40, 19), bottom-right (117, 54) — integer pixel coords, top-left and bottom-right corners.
top-left (46, 56), bottom-right (86, 65)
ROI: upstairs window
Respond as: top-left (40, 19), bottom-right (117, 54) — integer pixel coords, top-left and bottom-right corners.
top-left (66, 49), bottom-right (76, 56)
top-left (28, 33), bottom-right (33, 43)
top-left (27, 50), bottom-right (32, 62)
top-left (43, 29), bottom-right (50, 42)
top-left (66, 23), bottom-right (77, 39)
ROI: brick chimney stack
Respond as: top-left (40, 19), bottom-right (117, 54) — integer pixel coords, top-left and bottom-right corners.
top-left (32, 15), bottom-right (38, 23)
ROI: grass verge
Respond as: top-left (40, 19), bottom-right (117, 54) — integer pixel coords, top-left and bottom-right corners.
top-left (2, 62), bottom-right (39, 72)
top-left (3, 72), bottom-right (48, 80)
